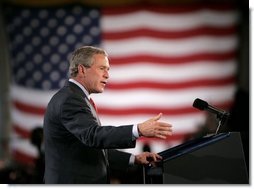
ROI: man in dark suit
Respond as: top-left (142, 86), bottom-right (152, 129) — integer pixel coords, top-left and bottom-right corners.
top-left (43, 46), bottom-right (173, 184)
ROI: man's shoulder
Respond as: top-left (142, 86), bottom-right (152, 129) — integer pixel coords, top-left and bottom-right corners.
top-left (52, 85), bottom-right (84, 103)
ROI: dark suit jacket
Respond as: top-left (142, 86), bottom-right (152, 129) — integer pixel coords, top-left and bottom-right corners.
top-left (43, 81), bottom-right (136, 184)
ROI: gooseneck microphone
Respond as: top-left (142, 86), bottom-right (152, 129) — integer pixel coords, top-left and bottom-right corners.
top-left (193, 98), bottom-right (230, 119)
top-left (193, 98), bottom-right (230, 134)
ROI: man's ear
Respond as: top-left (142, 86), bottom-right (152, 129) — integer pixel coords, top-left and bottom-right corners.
top-left (77, 64), bottom-right (86, 76)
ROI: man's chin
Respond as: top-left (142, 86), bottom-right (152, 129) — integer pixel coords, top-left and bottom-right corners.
top-left (94, 89), bottom-right (104, 93)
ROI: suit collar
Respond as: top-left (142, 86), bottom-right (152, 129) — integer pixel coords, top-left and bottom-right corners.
top-left (68, 78), bottom-right (90, 97)
top-left (64, 80), bottom-right (88, 99)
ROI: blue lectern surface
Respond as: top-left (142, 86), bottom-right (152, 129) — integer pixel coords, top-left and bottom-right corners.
top-left (159, 132), bottom-right (231, 162)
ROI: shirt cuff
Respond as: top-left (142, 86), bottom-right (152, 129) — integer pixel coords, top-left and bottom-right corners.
top-left (129, 154), bottom-right (135, 165)
top-left (132, 124), bottom-right (140, 140)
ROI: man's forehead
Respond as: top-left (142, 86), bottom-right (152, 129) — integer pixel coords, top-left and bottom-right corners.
top-left (92, 55), bottom-right (110, 67)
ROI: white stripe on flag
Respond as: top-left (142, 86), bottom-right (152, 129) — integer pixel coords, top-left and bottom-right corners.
top-left (102, 10), bottom-right (239, 31)
top-left (108, 60), bottom-right (237, 82)
top-left (102, 36), bottom-right (238, 56)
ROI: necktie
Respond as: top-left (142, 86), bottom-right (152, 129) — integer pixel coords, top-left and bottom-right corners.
top-left (89, 98), bottom-right (97, 112)
top-left (89, 97), bottom-right (109, 176)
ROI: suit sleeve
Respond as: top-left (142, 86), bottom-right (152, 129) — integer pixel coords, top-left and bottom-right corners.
top-left (60, 95), bottom-right (136, 149)
top-left (108, 149), bottom-right (132, 171)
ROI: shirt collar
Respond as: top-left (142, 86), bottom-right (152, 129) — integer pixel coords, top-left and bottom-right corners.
top-left (69, 78), bottom-right (90, 98)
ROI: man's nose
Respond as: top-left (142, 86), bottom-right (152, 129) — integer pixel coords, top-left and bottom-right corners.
top-left (104, 70), bottom-right (109, 79)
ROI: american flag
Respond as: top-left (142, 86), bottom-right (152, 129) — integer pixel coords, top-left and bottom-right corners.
top-left (3, 3), bottom-right (239, 164)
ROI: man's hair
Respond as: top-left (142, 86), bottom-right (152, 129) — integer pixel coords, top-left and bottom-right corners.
top-left (69, 46), bottom-right (108, 77)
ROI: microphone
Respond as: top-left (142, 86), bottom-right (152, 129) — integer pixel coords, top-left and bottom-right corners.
top-left (193, 98), bottom-right (230, 134)
top-left (193, 98), bottom-right (230, 119)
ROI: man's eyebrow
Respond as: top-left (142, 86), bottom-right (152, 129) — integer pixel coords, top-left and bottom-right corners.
top-left (99, 65), bottom-right (110, 70)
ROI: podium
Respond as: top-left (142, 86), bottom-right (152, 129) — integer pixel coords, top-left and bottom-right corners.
top-left (143, 132), bottom-right (248, 184)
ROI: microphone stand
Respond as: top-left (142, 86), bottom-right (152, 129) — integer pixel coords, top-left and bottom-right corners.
top-left (215, 111), bottom-right (230, 135)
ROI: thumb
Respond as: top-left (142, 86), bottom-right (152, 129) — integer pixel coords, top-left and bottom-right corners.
top-left (152, 113), bottom-right (162, 121)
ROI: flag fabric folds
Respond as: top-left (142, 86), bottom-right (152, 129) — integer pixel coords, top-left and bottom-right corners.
top-left (3, 3), bottom-right (238, 164)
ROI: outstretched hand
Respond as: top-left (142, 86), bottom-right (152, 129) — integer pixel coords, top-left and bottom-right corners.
top-left (134, 152), bottom-right (162, 165)
top-left (138, 113), bottom-right (173, 139)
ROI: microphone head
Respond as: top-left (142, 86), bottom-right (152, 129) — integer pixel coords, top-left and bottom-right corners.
top-left (193, 98), bottom-right (208, 110)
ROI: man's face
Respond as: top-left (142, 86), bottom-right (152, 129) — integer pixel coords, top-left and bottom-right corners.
top-left (84, 54), bottom-right (110, 94)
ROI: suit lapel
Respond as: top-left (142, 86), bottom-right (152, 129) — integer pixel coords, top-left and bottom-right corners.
top-left (67, 80), bottom-right (109, 168)
top-left (86, 97), bottom-right (109, 168)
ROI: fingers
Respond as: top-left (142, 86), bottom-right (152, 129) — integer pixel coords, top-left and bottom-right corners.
top-left (157, 123), bottom-right (173, 132)
top-left (146, 153), bottom-right (162, 163)
top-left (154, 123), bottom-right (173, 139)
top-left (156, 153), bottom-right (162, 160)
top-left (138, 113), bottom-right (173, 139)
top-left (151, 113), bottom-right (162, 121)
top-left (155, 130), bottom-right (172, 139)
top-left (135, 152), bottom-right (163, 165)
top-left (150, 153), bottom-right (162, 162)
top-left (155, 134), bottom-right (167, 139)
top-left (158, 122), bottom-right (172, 128)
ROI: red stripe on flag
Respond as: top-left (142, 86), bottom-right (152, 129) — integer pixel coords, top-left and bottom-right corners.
top-left (13, 124), bottom-right (31, 139)
top-left (107, 76), bottom-right (236, 90)
top-left (12, 150), bottom-right (36, 166)
top-left (13, 99), bottom-right (233, 116)
top-left (97, 101), bottom-right (233, 116)
top-left (13, 101), bottom-right (45, 115)
top-left (103, 26), bottom-right (237, 40)
top-left (109, 51), bottom-right (237, 65)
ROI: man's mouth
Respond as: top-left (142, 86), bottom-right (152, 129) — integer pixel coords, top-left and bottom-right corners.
top-left (101, 81), bottom-right (107, 85)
